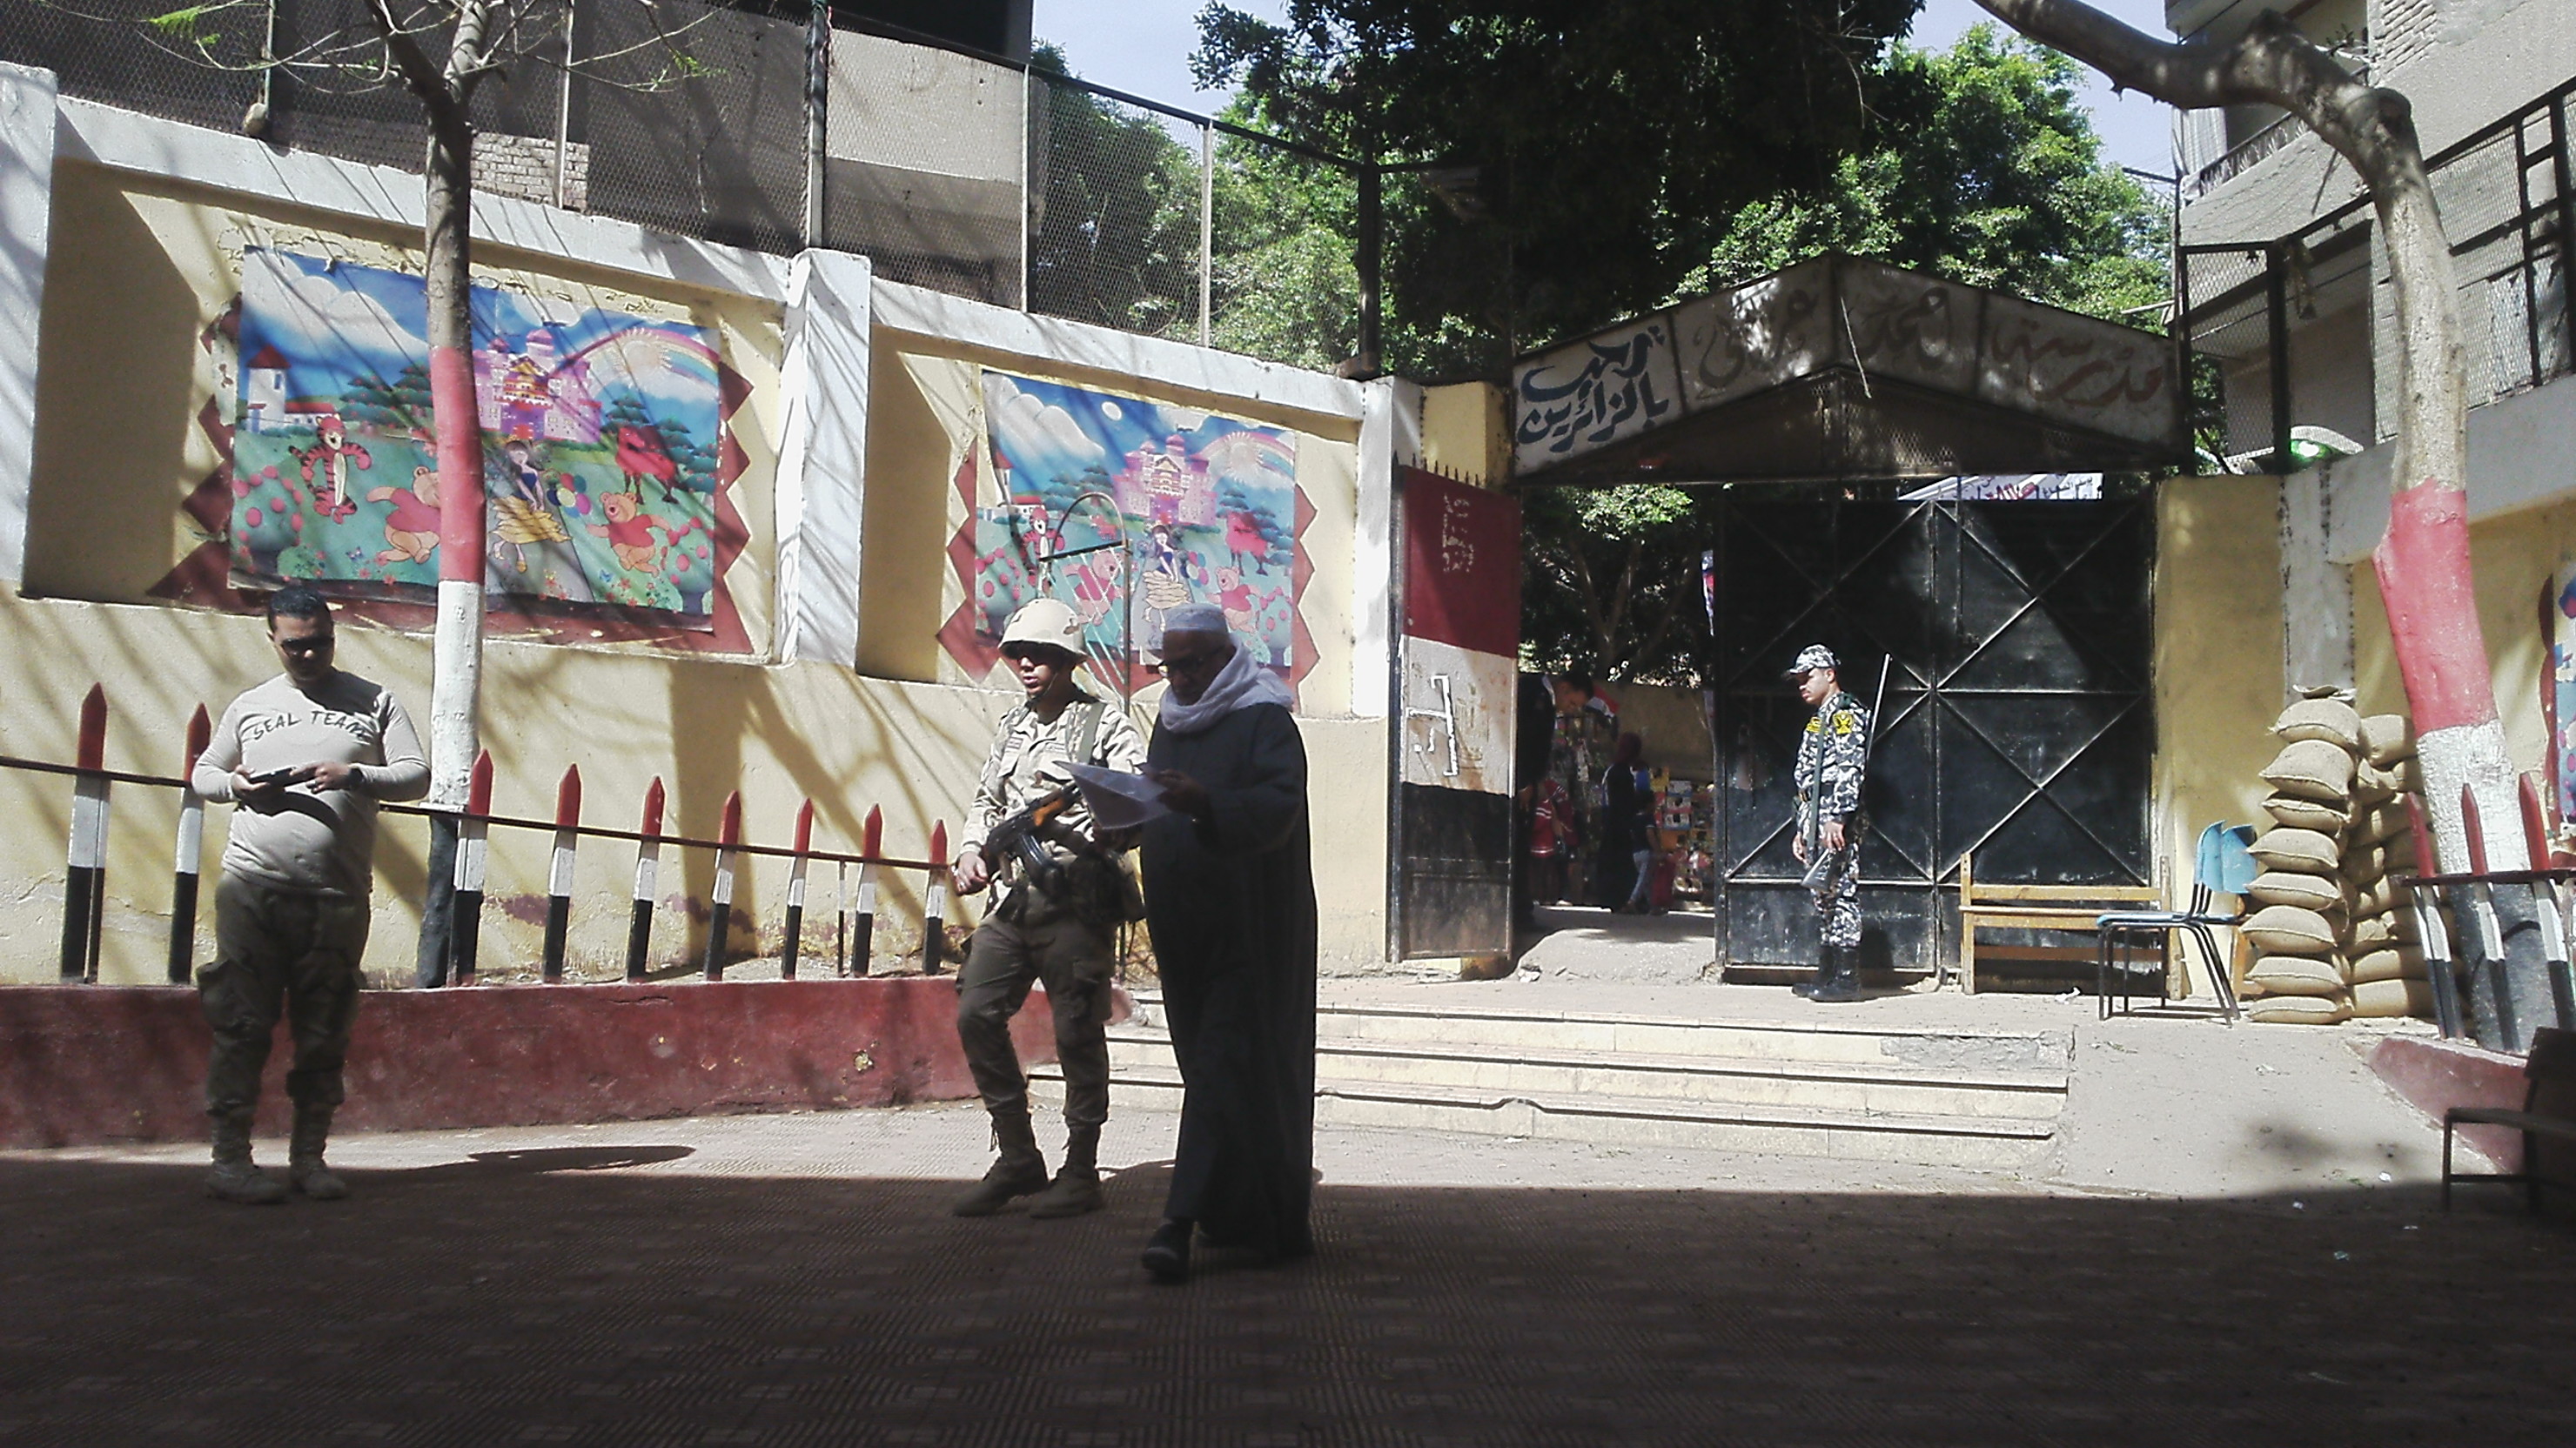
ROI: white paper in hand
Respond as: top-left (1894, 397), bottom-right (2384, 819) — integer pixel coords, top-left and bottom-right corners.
top-left (1065, 762), bottom-right (1171, 830)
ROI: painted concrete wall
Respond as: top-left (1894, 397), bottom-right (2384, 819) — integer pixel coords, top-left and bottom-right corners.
top-left (2154, 478), bottom-right (2287, 947)
top-left (0, 70), bottom-right (1404, 985)
top-left (2351, 492), bottom-right (2576, 796)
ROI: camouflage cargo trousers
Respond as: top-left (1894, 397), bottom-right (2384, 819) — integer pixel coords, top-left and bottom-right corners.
top-left (1808, 843), bottom-right (1862, 950)
top-left (955, 885), bottom-right (1117, 1131)
top-left (199, 875), bottom-right (372, 1124)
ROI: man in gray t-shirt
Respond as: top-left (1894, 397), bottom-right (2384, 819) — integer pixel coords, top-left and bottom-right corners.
top-left (188, 587), bottom-right (426, 1204)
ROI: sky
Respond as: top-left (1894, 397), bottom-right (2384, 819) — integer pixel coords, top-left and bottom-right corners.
top-left (1030, 0), bottom-right (2178, 177)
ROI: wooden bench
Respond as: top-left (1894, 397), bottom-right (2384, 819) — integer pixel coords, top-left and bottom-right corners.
top-left (2444, 1027), bottom-right (2576, 1212)
top-left (1955, 853), bottom-right (2162, 995)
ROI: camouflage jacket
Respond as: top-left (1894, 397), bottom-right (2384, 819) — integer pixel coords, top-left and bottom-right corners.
top-left (1793, 690), bottom-right (1870, 838)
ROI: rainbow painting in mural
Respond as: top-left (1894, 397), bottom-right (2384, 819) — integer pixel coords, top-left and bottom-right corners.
top-left (229, 249), bottom-right (728, 622)
top-left (972, 370), bottom-right (1301, 671)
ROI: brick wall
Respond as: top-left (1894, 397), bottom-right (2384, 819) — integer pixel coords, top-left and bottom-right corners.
top-left (474, 132), bottom-right (588, 211)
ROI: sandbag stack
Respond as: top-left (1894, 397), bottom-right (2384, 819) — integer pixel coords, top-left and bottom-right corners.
top-left (2238, 697), bottom-right (2433, 1023)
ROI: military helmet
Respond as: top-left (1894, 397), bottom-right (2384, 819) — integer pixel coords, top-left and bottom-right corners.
top-left (1000, 598), bottom-right (1085, 659)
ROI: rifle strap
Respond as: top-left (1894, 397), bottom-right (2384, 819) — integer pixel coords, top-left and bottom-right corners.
top-left (1072, 696), bottom-right (1110, 768)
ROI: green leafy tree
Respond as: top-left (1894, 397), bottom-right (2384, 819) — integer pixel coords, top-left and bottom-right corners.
top-left (1520, 483), bottom-right (1709, 684)
top-left (1694, 25), bottom-right (2167, 321)
top-left (1197, 0), bottom-right (1922, 376)
top-left (1028, 44), bottom-right (1204, 340)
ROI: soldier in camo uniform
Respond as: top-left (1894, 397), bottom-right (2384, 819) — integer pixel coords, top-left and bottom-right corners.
top-left (1787, 645), bottom-right (1869, 1002)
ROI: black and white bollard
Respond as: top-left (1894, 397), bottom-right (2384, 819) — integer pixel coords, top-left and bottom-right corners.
top-left (627, 777), bottom-right (666, 982)
top-left (922, 820), bottom-right (949, 975)
top-left (448, 750), bottom-right (493, 985)
top-left (782, 799), bottom-right (814, 980)
top-left (62, 685), bottom-right (109, 984)
top-left (850, 805), bottom-right (882, 976)
top-left (168, 704), bottom-right (209, 985)
top-left (543, 765), bottom-right (581, 982)
top-left (704, 791), bottom-right (741, 981)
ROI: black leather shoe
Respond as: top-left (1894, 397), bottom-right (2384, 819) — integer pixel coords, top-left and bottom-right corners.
top-left (1141, 1219), bottom-right (1192, 1284)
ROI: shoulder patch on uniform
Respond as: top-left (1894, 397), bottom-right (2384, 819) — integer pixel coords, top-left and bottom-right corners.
top-left (1805, 717), bottom-right (1821, 734)
top-left (1831, 710), bottom-right (1861, 735)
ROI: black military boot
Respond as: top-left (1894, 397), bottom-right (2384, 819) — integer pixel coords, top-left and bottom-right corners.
top-left (1811, 945), bottom-right (1865, 1002)
top-left (1791, 948), bottom-right (1835, 1000)
top-left (289, 1104), bottom-right (349, 1201)
top-left (205, 1113), bottom-right (287, 1206)
top-left (1026, 1124), bottom-right (1104, 1219)
top-left (951, 1110), bottom-right (1050, 1217)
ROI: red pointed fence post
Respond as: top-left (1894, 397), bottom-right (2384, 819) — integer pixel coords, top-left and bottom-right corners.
top-left (627, 778), bottom-right (666, 982)
top-left (781, 799), bottom-right (815, 980)
top-left (543, 766), bottom-right (581, 983)
top-left (2519, 773), bottom-right (2576, 1031)
top-left (447, 749), bottom-right (494, 985)
top-left (849, 805), bottom-right (882, 976)
top-left (2459, 783), bottom-right (2517, 1049)
top-left (922, 821), bottom-right (952, 975)
top-left (704, 792), bottom-right (742, 980)
top-left (2403, 794), bottom-right (2464, 1040)
top-left (168, 704), bottom-right (211, 985)
top-left (61, 685), bottom-right (109, 983)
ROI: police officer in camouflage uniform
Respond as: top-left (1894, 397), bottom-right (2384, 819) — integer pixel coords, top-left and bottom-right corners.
top-left (950, 599), bottom-right (1149, 1219)
top-left (1788, 645), bottom-right (1870, 1002)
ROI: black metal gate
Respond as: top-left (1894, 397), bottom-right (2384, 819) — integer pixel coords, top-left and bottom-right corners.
top-left (1709, 493), bottom-right (2156, 973)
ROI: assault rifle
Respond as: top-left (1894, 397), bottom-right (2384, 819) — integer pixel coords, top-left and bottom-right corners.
top-left (978, 783), bottom-right (1078, 895)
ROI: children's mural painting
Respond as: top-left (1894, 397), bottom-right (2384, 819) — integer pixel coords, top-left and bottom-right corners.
top-left (229, 249), bottom-right (728, 623)
top-left (967, 369), bottom-right (1300, 676)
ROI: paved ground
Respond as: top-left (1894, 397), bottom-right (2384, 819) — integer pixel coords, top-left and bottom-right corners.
top-left (7, 1097), bottom-right (2573, 1447)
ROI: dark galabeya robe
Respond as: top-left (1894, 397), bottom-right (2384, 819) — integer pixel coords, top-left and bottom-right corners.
top-left (1141, 701), bottom-right (1318, 1259)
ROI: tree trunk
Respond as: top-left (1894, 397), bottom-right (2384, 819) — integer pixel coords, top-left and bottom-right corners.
top-left (1966, 0), bottom-right (2513, 875)
top-left (372, 0), bottom-right (493, 984)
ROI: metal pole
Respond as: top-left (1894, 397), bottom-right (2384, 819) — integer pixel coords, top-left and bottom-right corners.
top-left (1019, 67), bottom-right (1035, 311)
top-left (1358, 160), bottom-right (1383, 378)
top-left (1199, 119), bottom-right (1214, 348)
top-left (553, 0), bottom-right (576, 209)
top-left (803, 0), bottom-right (829, 247)
top-left (2552, 97), bottom-right (2574, 378)
top-left (2266, 244), bottom-right (2293, 473)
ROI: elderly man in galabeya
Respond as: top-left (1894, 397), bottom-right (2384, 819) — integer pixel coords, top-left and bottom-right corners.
top-left (1137, 602), bottom-right (1318, 1284)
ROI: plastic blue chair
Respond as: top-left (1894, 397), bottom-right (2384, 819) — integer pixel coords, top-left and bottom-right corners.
top-left (2094, 822), bottom-right (2257, 1020)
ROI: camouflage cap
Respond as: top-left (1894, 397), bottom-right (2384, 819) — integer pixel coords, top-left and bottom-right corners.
top-left (1785, 644), bottom-right (1839, 680)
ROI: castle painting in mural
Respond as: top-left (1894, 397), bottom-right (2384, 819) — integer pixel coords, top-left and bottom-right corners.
top-left (229, 249), bottom-right (728, 620)
top-left (972, 370), bottom-right (1300, 671)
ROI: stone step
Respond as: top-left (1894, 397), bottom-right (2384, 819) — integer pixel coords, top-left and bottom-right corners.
top-left (1100, 1031), bottom-right (2066, 1121)
top-left (1029, 1068), bottom-right (2055, 1171)
top-left (1125, 994), bottom-right (2071, 1075)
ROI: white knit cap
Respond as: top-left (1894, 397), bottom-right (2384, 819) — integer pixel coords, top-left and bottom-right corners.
top-left (1162, 602), bottom-right (1228, 636)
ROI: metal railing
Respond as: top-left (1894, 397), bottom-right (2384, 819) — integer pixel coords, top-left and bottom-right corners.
top-left (2177, 74), bottom-right (2576, 471)
top-left (13, 685), bottom-right (959, 989)
top-left (0, 0), bottom-right (1386, 373)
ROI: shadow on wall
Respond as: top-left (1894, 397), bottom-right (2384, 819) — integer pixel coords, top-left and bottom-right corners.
top-left (0, 1153), bottom-right (2569, 1444)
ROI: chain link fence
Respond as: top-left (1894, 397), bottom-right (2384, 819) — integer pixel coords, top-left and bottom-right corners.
top-left (0, 3), bottom-right (1380, 372)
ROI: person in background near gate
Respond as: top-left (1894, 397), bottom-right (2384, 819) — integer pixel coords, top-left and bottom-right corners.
top-left (188, 585), bottom-right (427, 1204)
top-left (1600, 732), bottom-right (1650, 911)
top-left (1788, 644), bottom-right (1870, 1002)
top-left (1548, 674), bottom-right (1615, 904)
top-left (1137, 602), bottom-right (1318, 1284)
top-left (949, 598), bottom-right (1149, 1221)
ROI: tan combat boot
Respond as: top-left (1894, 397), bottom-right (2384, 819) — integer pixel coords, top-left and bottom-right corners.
top-left (289, 1105), bottom-right (349, 1201)
top-left (1026, 1125), bottom-right (1104, 1219)
top-left (206, 1115), bottom-right (288, 1206)
top-left (950, 1110), bottom-right (1049, 1217)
